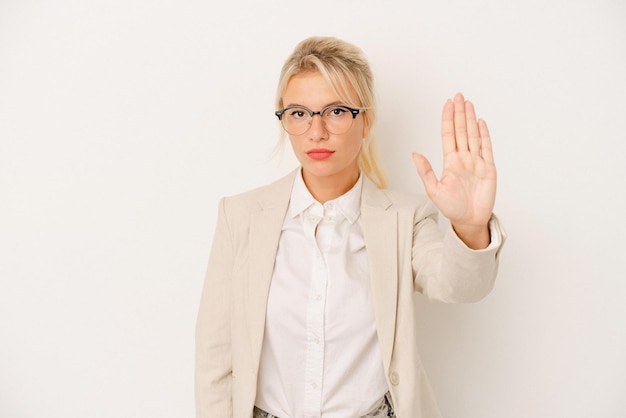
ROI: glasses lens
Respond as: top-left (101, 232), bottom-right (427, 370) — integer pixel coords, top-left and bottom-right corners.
top-left (322, 106), bottom-right (354, 135)
top-left (279, 106), bottom-right (358, 135)
top-left (281, 107), bottom-right (311, 136)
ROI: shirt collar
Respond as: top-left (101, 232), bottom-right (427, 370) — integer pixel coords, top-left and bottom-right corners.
top-left (288, 169), bottom-right (362, 224)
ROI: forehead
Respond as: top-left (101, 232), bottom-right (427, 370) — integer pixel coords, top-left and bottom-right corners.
top-left (282, 71), bottom-right (358, 108)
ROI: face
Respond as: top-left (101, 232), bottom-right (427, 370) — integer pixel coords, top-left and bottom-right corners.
top-left (281, 71), bottom-right (367, 190)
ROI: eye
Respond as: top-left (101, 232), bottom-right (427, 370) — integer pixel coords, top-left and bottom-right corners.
top-left (326, 106), bottom-right (348, 118)
top-left (287, 108), bottom-right (308, 119)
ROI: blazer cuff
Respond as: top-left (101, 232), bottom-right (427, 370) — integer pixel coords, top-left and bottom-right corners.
top-left (448, 213), bottom-right (506, 253)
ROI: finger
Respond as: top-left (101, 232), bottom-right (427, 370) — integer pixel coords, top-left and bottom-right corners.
top-left (453, 92), bottom-right (468, 152)
top-left (478, 119), bottom-right (494, 164)
top-left (465, 100), bottom-right (481, 155)
top-left (412, 152), bottom-right (438, 196)
top-left (441, 99), bottom-right (455, 155)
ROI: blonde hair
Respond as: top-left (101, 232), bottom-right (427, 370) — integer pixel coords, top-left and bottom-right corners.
top-left (275, 36), bottom-right (387, 189)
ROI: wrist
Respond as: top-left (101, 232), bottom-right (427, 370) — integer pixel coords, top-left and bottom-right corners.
top-left (451, 222), bottom-right (491, 250)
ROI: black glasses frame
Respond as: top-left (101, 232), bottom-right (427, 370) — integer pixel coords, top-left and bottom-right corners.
top-left (274, 105), bottom-right (363, 121)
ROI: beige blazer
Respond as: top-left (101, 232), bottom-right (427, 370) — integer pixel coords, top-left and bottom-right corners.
top-left (195, 170), bottom-right (504, 418)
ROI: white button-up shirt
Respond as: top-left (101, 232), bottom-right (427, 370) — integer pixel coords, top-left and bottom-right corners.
top-left (255, 170), bottom-right (388, 417)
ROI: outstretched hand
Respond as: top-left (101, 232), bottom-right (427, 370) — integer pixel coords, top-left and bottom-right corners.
top-left (412, 93), bottom-right (496, 249)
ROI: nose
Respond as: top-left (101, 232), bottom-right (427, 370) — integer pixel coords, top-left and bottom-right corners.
top-left (308, 114), bottom-right (328, 142)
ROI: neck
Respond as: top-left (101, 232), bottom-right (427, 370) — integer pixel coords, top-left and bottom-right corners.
top-left (302, 169), bottom-right (360, 204)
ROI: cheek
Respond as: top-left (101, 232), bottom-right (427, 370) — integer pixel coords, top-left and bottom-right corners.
top-left (342, 135), bottom-right (363, 161)
top-left (345, 127), bottom-right (364, 154)
top-left (288, 137), bottom-right (306, 161)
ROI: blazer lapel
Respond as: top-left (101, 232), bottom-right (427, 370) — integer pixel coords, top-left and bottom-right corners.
top-left (361, 178), bottom-right (398, 371)
top-left (246, 171), bottom-right (296, 369)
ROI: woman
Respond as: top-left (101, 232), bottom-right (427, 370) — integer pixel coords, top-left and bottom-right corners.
top-left (195, 36), bottom-right (505, 418)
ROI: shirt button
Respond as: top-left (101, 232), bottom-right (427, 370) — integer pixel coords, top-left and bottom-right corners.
top-left (389, 371), bottom-right (399, 385)
top-left (314, 294), bottom-right (322, 300)
top-left (311, 382), bottom-right (318, 389)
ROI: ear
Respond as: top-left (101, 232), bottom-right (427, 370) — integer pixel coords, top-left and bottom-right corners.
top-left (362, 117), bottom-right (371, 139)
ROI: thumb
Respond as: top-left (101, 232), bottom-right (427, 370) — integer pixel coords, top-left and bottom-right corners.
top-left (412, 152), bottom-right (438, 194)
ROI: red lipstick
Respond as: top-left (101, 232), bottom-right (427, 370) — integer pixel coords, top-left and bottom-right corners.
top-left (307, 148), bottom-right (334, 160)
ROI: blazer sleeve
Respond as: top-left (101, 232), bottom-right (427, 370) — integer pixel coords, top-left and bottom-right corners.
top-left (411, 200), bottom-right (506, 303)
top-left (195, 197), bottom-right (234, 417)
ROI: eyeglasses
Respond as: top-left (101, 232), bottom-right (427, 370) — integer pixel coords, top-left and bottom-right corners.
top-left (275, 105), bottom-right (365, 136)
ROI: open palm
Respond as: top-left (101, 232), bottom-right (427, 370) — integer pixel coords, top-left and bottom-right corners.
top-left (412, 93), bottom-right (496, 247)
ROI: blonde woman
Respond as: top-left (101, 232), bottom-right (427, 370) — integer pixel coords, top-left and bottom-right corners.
top-left (195, 36), bottom-right (505, 418)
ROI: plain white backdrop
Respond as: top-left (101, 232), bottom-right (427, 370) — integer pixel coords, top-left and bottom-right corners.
top-left (1, 1), bottom-right (625, 417)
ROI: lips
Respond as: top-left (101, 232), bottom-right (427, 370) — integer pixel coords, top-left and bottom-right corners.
top-left (306, 148), bottom-right (334, 160)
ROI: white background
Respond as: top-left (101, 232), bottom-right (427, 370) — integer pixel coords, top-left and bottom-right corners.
top-left (1, 1), bottom-right (625, 417)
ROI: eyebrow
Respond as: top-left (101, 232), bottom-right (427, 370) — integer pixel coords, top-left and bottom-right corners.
top-left (282, 101), bottom-right (345, 109)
